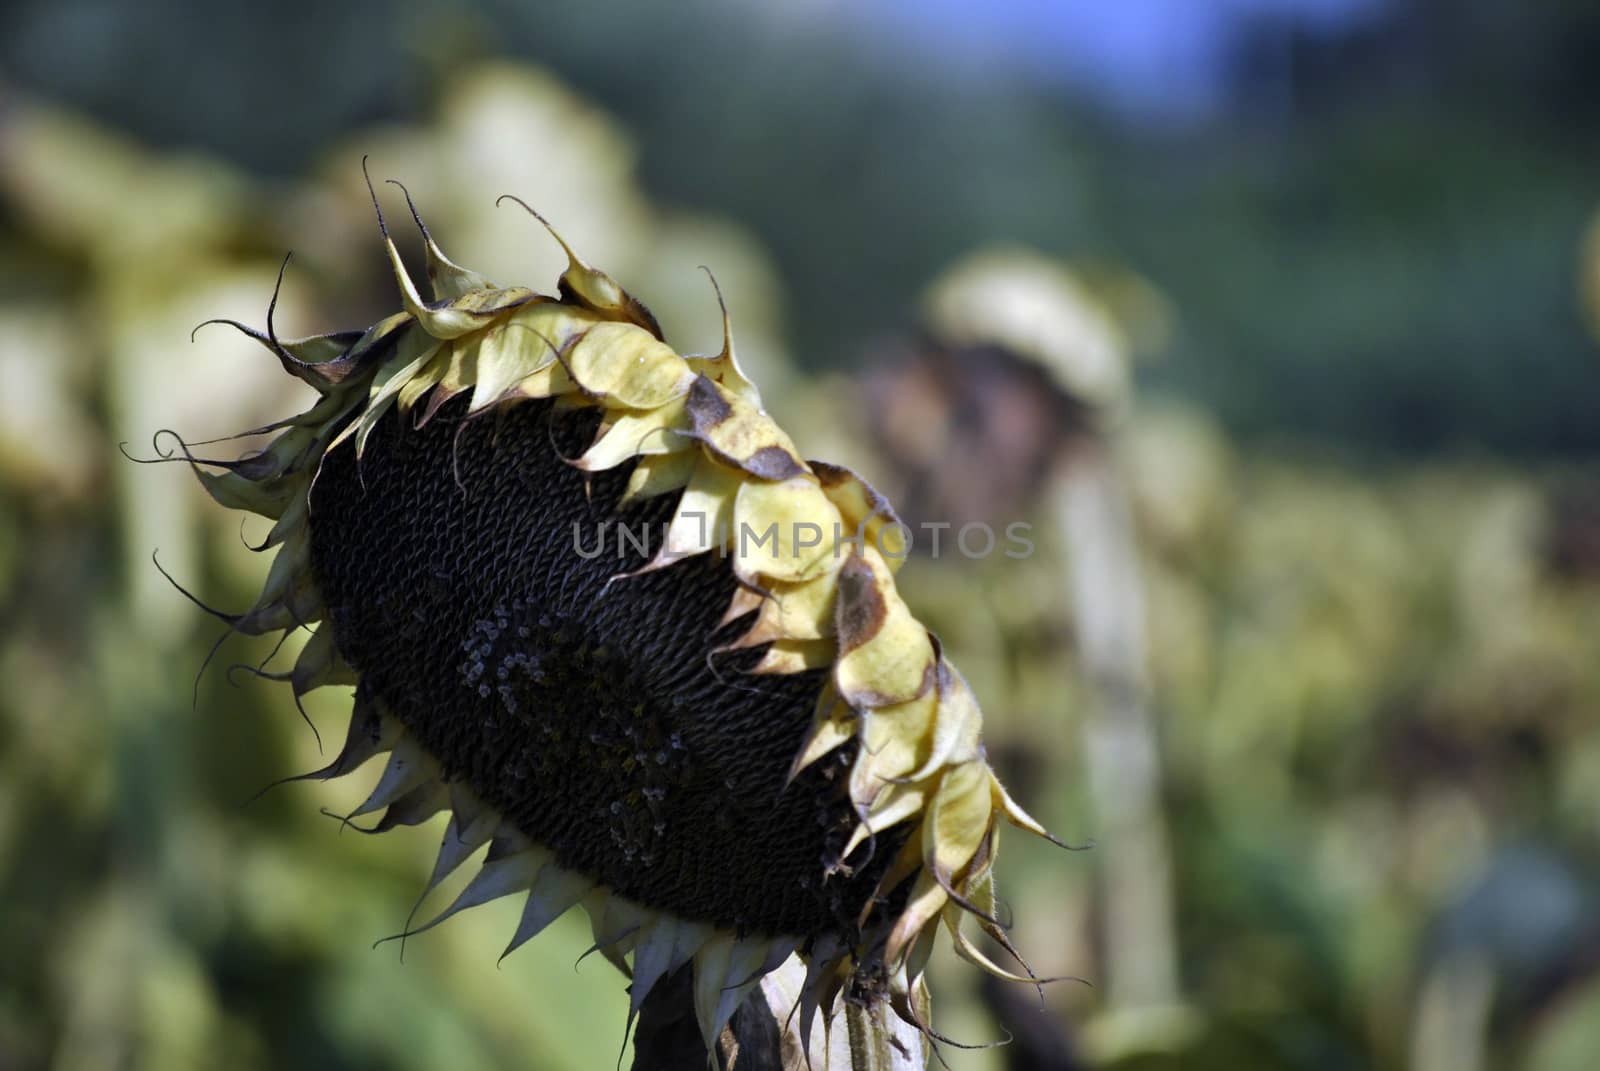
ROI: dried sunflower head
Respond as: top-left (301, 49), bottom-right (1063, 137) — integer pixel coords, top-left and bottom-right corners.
top-left (177, 176), bottom-right (1058, 1052)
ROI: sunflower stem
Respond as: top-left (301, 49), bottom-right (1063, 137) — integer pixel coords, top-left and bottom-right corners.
top-left (845, 1001), bottom-right (924, 1071)
top-left (1053, 439), bottom-right (1182, 1014)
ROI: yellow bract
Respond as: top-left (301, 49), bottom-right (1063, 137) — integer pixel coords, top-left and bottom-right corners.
top-left (565, 321), bottom-right (694, 408)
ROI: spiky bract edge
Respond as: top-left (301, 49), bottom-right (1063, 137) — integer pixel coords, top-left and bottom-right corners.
top-left (187, 193), bottom-right (1055, 1050)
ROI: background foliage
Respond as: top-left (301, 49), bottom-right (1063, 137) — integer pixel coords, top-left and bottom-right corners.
top-left (2, 2), bottom-right (1598, 1068)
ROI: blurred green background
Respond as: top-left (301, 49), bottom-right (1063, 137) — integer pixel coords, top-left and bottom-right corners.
top-left (3, 1), bottom-right (1600, 1068)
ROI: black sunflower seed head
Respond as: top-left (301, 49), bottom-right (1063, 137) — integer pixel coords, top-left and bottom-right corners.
top-left (311, 395), bottom-right (907, 940)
